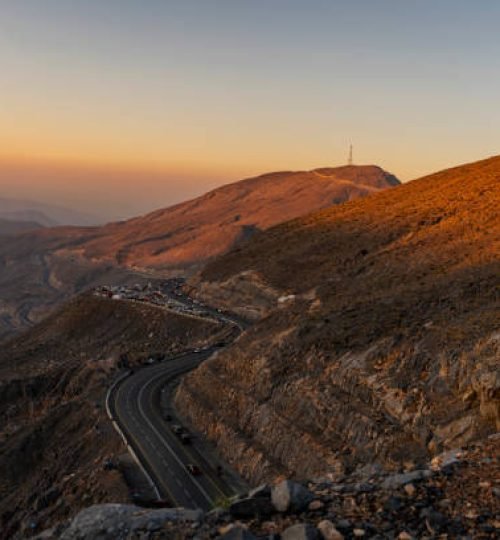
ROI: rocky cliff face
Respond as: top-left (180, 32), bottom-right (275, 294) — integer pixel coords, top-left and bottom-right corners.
top-left (188, 270), bottom-right (282, 321)
top-left (176, 156), bottom-right (500, 485)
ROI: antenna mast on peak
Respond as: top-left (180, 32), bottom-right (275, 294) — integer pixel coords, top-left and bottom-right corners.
top-left (348, 144), bottom-right (353, 166)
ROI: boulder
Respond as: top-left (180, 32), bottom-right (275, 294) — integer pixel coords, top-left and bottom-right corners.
top-left (271, 480), bottom-right (314, 513)
top-left (308, 500), bottom-right (325, 511)
top-left (404, 483), bottom-right (416, 497)
top-left (282, 523), bottom-right (319, 540)
top-left (317, 520), bottom-right (344, 540)
top-left (381, 470), bottom-right (431, 490)
top-left (58, 504), bottom-right (203, 539)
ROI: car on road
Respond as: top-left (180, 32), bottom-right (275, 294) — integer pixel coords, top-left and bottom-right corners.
top-left (186, 463), bottom-right (202, 476)
top-left (103, 459), bottom-right (116, 471)
top-left (171, 424), bottom-right (183, 434)
top-left (180, 433), bottom-right (192, 445)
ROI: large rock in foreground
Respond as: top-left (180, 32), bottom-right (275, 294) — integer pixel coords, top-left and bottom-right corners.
top-left (271, 480), bottom-right (314, 513)
top-left (56, 504), bottom-right (202, 539)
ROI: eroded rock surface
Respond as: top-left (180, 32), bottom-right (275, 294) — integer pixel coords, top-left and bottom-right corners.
top-left (176, 156), bottom-right (500, 484)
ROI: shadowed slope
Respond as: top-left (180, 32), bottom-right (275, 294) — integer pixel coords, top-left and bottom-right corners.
top-left (176, 155), bottom-right (500, 483)
top-left (201, 156), bottom-right (498, 290)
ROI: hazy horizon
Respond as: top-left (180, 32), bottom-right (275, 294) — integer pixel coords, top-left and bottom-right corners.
top-left (1, 154), bottom-right (498, 224)
top-left (1, 0), bottom-right (499, 219)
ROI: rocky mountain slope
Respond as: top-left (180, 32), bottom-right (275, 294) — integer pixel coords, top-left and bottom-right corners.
top-left (176, 155), bottom-right (500, 484)
top-left (0, 165), bottom-right (399, 338)
top-left (35, 435), bottom-right (500, 539)
top-left (0, 293), bottom-right (229, 538)
top-left (58, 165), bottom-right (399, 270)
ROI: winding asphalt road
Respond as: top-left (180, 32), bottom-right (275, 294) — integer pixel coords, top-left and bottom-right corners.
top-left (108, 289), bottom-right (247, 510)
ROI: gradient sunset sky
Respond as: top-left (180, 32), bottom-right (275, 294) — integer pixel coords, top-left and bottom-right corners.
top-left (1, 0), bottom-right (499, 220)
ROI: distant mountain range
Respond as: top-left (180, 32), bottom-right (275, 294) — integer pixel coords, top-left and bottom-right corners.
top-left (0, 164), bottom-right (399, 337)
top-left (0, 197), bottom-right (103, 226)
top-left (0, 217), bottom-right (44, 236)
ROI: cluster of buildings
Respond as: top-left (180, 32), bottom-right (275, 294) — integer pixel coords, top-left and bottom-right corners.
top-left (93, 283), bottom-right (215, 320)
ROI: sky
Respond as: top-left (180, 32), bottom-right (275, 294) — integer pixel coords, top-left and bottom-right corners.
top-left (0, 0), bottom-right (499, 221)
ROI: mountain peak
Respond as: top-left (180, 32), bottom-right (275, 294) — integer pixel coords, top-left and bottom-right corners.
top-left (52, 165), bottom-right (401, 270)
top-left (311, 164), bottom-right (401, 187)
